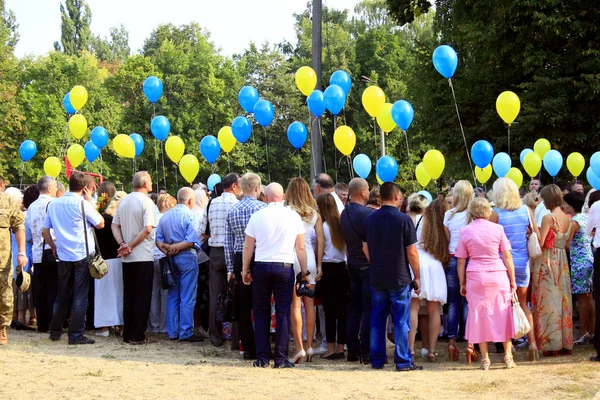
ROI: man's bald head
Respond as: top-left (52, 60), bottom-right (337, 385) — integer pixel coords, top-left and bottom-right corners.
top-left (177, 187), bottom-right (196, 209)
top-left (348, 178), bottom-right (369, 204)
top-left (265, 183), bottom-right (284, 203)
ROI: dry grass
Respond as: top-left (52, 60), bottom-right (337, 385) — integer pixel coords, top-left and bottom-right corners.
top-left (1, 329), bottom-right (599, 400)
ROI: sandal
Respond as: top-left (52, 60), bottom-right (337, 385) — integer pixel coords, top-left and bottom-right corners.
top-left (480, 358), bottom-right (491, 371)
top-left (466, 344), bottom-right (480, 364)
top-left (504, 354), bottom-right (516, 369)
top-left (428, 352), bottom-right (439, 362)
top-left (447, 344), bottom-right (459, 361)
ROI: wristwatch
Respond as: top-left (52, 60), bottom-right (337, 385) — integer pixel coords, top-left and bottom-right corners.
top-left (17, 252), bottom-right (26, 257)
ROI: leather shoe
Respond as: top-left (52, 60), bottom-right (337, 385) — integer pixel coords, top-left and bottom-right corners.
top-left (347, 353), bottom-right (360, 362)
top-left (180, 335), bottom-right (204, 343)
top-left (252, 360), bottom-right (268, 368)
top-left (274, 360), bottom-right (295, 369)
top-left (14, 321), bottom-right (35, 331)
top-left (396, 364), bottom-right (424, 372)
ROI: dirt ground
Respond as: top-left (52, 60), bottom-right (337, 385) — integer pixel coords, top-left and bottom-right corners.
top-left (1, 329), bottom-right (599, 400)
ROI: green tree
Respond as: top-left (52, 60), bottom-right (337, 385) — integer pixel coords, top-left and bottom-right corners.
top-left (54, 0), bottom-right (92, 55)
top-left (92, 24), bottom-right (130, 62)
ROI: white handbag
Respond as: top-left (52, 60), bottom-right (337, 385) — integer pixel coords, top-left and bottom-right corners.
top-left (527, 209), bottom-right (543, 259)
top-left (512, 293), bottom-right (531, 339)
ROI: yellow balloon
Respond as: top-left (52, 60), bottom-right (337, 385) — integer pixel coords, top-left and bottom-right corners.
top-left (376, 174), bottom-right (383, 185)
top-left (217, 126), bottom-right (236, 153)
top-left (415, 162), bottom-right (431, 187)
top-left (376, 103), bottom-right (396, 133)
top-left (362, 86), bottom-right (385, 118)
top-left (67, 144), bottom-right (85, 168)
top-left (423, 150), bottom-right (445, 180)
top-left (68, 114), bottom-right (87, 139)
top-left (165, 136), bottom-right (185, 163)
top-left (179, 154), bottom-right (200, 183)
top-left (474, 164), bottom-right (493, 184)
top-left (70, 85), bottom-right (88, 111)
top-left (113, 134), bottom-right (135, 158)
top-left (566, 152), bottom-right (585, 178)
top-left (333, 125), bottom-right (356, 156)
top-left (496, 91), bottom-right (521, 125)
top-left (533, 138), bottom-right (551, 159)
top-left (43, 157), bottom-right (61, 178)
top-left (523, 151), bottom-right (542, 177)
top-left (295, 66), bottom-right (317, 97)
top-left (505, 167), bottom-right (523, 188)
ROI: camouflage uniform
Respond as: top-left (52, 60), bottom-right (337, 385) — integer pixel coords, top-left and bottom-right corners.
top-left (0, 192), bottom-right (25, 327)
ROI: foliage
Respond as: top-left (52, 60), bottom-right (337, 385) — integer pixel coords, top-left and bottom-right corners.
top-left (54, 0), bottom-right (93, 55)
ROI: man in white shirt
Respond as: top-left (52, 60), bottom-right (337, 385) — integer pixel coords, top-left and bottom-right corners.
top-left (42, 172), bottom-right (104, 345)
top-left (27, 176), bottom-right (57, 333)
top-left (586, 192), bottom-right (600, 362)
top-left (112, 171), bottom-right (156, 345)
top-left (314, 173), bottom-right (345, 214)
top-left (242, 183), bottom-right (308, 368)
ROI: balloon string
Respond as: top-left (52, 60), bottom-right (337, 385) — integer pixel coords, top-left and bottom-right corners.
top-left (263, 126), bottom-right (271, 183)
top-left (318, 118), bottom-right (327, 174)
top-left (372, 119), bottom-right (378, 163)
top-left (252, 125), bottom-right (259, 174)
top-left (19, 161), bottom-right (24, 190)
top-left (174, 164), bottom-right (178, 188)
top-left (334, 115), bottom-right (338, 183)
top-left (346, 156), bottom-right (354, 180)
top-left (448, 78), bottom-right (476, 186)
top-left (100, 151), bottom-right (103, 176)
top-left (404, 130), bottom-right (416, 193)
top-left (59, 122), bottom-right (68, 159)
top-left (161, 140), bottom-right (167, 189)
top-left (227, 153), bottom-right (231, 174)
top-left (154, 139), bottom-right (159, 193)
top-left (242, 144), bottom-right (246, 171)
top-left (507, 124), bottom-right (511, 156)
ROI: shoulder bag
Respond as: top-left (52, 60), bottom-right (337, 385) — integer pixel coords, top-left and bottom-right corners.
top-left (526, 208), bottom-right (543, 258)
top-left (82, 201), bottom-right (109, 279)
top-left (159, 256), bottom-right (176, 289)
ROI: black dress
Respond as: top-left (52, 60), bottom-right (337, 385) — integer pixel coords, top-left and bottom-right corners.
top-left (94, 214), bottom-right (119, 260)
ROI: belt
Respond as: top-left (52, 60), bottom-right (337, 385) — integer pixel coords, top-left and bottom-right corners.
top-left (254, 261), bottom-right (293, 268)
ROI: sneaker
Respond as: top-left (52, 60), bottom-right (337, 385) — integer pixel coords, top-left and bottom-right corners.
top-left (68, 336), bottom-right (95, 345)
top-left (0, 326), bottom-right (7, 345)
top-left (313, 345), bottom-right (327, 355)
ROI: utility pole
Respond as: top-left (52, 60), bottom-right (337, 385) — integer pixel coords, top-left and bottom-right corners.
top-left (310, 0), bottom-right (323, 182)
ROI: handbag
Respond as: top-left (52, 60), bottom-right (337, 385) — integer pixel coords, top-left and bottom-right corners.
top-left (159, 256), bottom-right (176, 289)
top-left (82, 201), bottom-right (109, 280)
top-left (217, 279), bottom-right (237, 322)
top-left (512, 292), bottom-right (531, 339)
top-left (526, 210), bottom-right (543, 258)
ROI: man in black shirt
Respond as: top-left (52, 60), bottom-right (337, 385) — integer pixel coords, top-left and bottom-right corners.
top-left (340, 178), bottom-right (372, 363)
top-left (363, 182), bottom-right (422, 371)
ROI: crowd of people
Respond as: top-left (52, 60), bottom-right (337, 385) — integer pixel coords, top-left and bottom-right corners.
top-left (0, 170), bottom-right (599, 371)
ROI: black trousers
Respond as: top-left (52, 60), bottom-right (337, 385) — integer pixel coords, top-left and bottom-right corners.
top-left (233, 252), bottom-right (255, 355)
top-left (593, 248), bottom-right (600, 357)
top-left (33, 254), bottom-right (58, 333)
top-left (122, 261), bottom-right (154, 342)
top-left (318, 261), bottom-right (349, 344)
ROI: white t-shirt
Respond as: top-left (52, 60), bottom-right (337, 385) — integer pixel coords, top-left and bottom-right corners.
top-left (113, 192), bottom-right (156, 263)
top-left (245, 202), bottom-right (305, 264)
top-left (443, 208), bottom-right (469, 254)
top-left (320, 221), bottom-right (346, 263)
top-left (331, 191), bottom-right (345, 214)
top-left (534, 201), bottom-right (550, 228)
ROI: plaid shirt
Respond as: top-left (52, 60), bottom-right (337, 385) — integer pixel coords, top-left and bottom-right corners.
top-left (199, 192), bottom-right (239, 248)
top-left (224, 196), bottom-right (266, 273)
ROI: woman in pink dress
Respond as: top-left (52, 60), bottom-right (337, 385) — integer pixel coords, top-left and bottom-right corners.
top-left (456, 198), bottom-right (517, 370)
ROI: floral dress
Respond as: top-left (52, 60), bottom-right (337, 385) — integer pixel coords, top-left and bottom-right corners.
top-left (532, 215), bottom-right (573, 352)
top-left (570, 213), bottom-right (594, 294)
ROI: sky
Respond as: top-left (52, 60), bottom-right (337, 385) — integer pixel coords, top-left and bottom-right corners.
top-left (6, 0), bottom-right (361, 58)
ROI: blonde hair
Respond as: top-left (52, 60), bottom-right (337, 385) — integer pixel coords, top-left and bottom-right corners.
top-left (492, 178), bottom-right (521, 211)
top-left (469, 197), bottom-right (492, 220)
top-left (285, 177), bottom-right (316, 223)
top-left (522, 192), bottom-right (539, 211)
top-left (449, 180), bottom-right (473, 220)
top-left (241, 173), bottom-right (261, 194)
top-left (157, 194), bottom-right (176, 213)
top-left (104, 191), bottom-right (127, 216)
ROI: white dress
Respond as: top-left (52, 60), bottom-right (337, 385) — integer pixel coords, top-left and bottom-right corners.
top-left (294, 212), bottom-right (318, 284)
top-left (412, 215), bottom-right (447, 305)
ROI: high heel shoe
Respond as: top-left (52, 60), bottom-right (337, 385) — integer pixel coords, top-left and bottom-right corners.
top-left (466, 344), bottom-right (480, 364)
top-left (528, 344), bottom-right (539, 361)
top-left (289, 349), bottom-right (306, 365)
top-left (305, 348), bottom-right (313, 362)
top-left (447, 344), bottom-right (459, 361)
top-left (574, 333), bottom-right (591, 346)
top-left (480, 358), bottom-right (491, 371)
top-left (504, 355), bottom-right (516, 369)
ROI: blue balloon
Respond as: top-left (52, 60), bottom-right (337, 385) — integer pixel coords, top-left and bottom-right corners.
top-left (253, 100), bottom-right (275, 127)
top-left (151, 116), bottom-right (170, 141)
top-left (63, 93), bottom-right (76, 114)
top-left (307, 90), bottom-right (326, 118)
top-left (90, 126), bottom-right (108, 149)
top-left (391, 100), bottom-right (414, 131)
top-left (238, 86), bottom-right (259, 114)
top-left (492, 152), bottom-right (511, 178)
top-left (352, 154), bottom-right (372, 179)
top-left (417, 190), bottom-right (433, 203)
top-left (19, 140), bottom-right (37, 162)
top-left (471, 140), bottom-right (494, 169)
top-left (143, 76), bottom-right (163, 104)
top-left (587, 167), bottom-right (600, 190)
top-left (520, 148), bottom-right (533, 165)
top-left (329, 70), bottom-right (352, 95)
top-left (207, 174), bottom-right (221, 191)
top-left (543, 149), bottom-right (563, 177)
top-left (432, 45), bottom-right (458, 79)
top-left (200, 135), bottom-right (220, 164)
top-left (129, 133), bottom-right (144, 157)
top-left (324, 84), bottom-right (345, 115)
top-left (231, 116), bottom-right (252, 143)
top-left (84, 141), bottom-right (100, 163)
top-left (376, 156), bottom-right (398, 183)
top-left (590, 151), bottom-right (600, 178)
top-left (287, 122), bottom-right (308, 149)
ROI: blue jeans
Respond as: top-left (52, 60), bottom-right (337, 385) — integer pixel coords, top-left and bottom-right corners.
top-left (446, 257), bottom-right (468, 339)
top-left (252, 262), bottom-right (294, 366)
top-left (347, 265), bottom-right (371, 356)
top-left (167, 251), bottom-right (198, 340)
top-left (49, 256), bottom-right (91, 342)
top-left (370, 284), bottom-right (412, 369)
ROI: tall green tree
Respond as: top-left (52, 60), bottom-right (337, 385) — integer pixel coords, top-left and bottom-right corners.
top-left (92, 24), bottom-right (130, 62)
top-left (54, 0), bottom-right (92, 55)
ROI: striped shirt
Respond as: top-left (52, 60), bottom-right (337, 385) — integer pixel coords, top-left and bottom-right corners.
top-left (495, 205), bottom-right (529, 268)
top-left (199, 192), bottom-right (239, 248)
